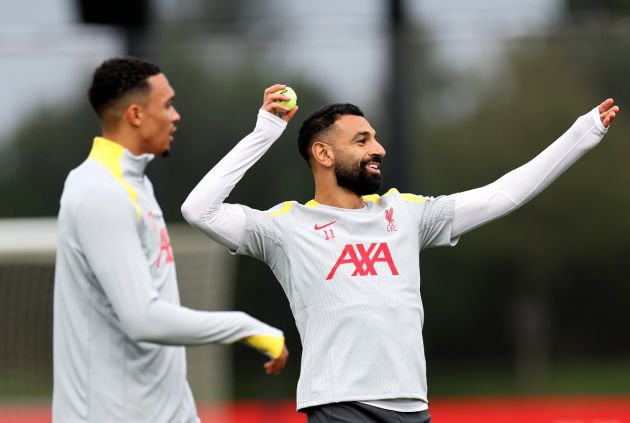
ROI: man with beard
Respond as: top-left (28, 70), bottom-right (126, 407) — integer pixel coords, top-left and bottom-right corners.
top-left (53, 58), bottom-right (288, 423)
top-left (181, 84), bottom-right (619, 422)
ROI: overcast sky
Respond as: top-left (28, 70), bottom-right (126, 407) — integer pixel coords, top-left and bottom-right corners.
top-left (0, 0), bottom-right (561, 142)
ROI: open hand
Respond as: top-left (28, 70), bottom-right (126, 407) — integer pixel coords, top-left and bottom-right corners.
top-left (261, 84), bottom-right (299, 122)
top-left (599, 98), bottom-right (620, 128)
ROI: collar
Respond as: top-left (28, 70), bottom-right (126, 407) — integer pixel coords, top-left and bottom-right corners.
top-left (88, 137), bottom-right (154, 179)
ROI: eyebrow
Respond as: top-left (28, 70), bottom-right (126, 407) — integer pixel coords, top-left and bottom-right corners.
top-left (352, 131), bottom-right (375, 140)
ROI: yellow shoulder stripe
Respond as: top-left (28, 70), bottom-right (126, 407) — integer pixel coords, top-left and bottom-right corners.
top-left (88, 137), bottom-right (142, 220)
top-left (244, 335), bottom-right (285, 359)
top-left (269, 201), bottom-right (293, 217)
top-left (401, 193), bottom-right (427, 203)
top-left (362, 194), bottom-right (381, 204)
top-left (305, 200), bottom-right (319, 208)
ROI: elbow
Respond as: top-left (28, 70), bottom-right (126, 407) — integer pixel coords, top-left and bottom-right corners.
top-left (120, 314), bottom-right (158, 343)
top-left (180, 201), bottom-right (212, 232)
top-left (123, 321), bottom-right (151, 343)
top-left (180, 201), bottom-right (200, 226)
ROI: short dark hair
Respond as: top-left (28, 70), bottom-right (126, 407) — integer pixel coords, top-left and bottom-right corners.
top-left (88, 56), bottom-right (161, 118)
top-left (297, 103), bottom-right (364, 164)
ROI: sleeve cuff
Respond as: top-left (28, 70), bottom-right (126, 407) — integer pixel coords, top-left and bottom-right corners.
top-left (590, 106), bottom-right (607, 134)
top-left (258, 109), bottom-right (288, 129)
top-left (244, 334), bottom-right (285, 359)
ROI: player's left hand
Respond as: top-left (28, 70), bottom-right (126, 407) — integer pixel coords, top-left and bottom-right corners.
top-left (264, 345), bottom-right (289, 375)
top-left (599, 98), bottom-right (620, 128)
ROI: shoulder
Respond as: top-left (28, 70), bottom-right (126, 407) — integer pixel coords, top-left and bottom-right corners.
top-left (240, 199), bottom-right (314, 226)
top-left (64, 161), bottom-right (138, 218)
top-left (266, 200), bottom-right (299, 218)
top-left (365, 188), bottom-right (430, 207)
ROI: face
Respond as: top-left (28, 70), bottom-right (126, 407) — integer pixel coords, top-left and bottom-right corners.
top-left (137, 73), bottom-right (180, 156)
top-left (329, 115), bottom-right (386, 196)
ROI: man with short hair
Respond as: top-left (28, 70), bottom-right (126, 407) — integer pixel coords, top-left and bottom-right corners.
top-left (53, 58), bottom-right (288, 423)
top-left (181, 84), bottom-right (619, 422)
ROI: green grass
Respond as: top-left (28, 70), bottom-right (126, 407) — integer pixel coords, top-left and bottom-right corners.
top-left (0, 369), bottom-right (52, 401)
top-left (428, 358), bottom-right (630, 397)
top-left (2, 358), bottom-right (630, 403)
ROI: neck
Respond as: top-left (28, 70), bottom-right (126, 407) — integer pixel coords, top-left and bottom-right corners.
top-left (313, 177), bottom-right (365, 209)
top-left (102, 127), bottom-right (143, 156)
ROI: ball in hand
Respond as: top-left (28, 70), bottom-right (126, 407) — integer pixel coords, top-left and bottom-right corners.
top-left (275, 86), bottom-right (297, 111)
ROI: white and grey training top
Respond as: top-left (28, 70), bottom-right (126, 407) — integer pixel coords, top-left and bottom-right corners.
top-left (181, 107), bottom-right (608, 411)
top-left (53, 138), bottom-right (285, 423)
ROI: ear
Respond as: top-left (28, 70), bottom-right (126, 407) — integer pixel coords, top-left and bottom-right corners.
top-left (124, 103), bottom-right (143, 127)
top-left (311, 141), bottom-right (334, 168)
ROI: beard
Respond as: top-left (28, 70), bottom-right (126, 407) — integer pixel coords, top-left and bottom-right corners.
top-left (161, 148), bottom-right (171, 158)
top-left (334, 156), bottom-right (383, 196)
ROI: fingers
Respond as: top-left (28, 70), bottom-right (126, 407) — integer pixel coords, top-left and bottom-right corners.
top-left (264, 84), bottom-right (286, 96)
top-left (263, 346), bottom-right (289, 375)
top-left (598, 98), bottom-right (615, 115)
top-left (282, 105), bottom-right (299, 122)
top-left (598, 98), bottom-right (621, 128)
top-left (263, 358), bottom-right (283, 375)
top-left (603, 110), bottom-right (618, 128)
top-left (261, 84), bottom-right (292, 116)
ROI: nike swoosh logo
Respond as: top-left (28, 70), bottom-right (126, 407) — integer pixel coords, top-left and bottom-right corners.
top-left (313, 221), bottom-right (336, 230)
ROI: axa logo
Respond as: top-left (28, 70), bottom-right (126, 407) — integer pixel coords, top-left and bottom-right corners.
top-left (326, 242), bottom-right (399, 280)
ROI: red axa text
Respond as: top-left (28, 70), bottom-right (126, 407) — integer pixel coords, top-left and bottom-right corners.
top-left (326, 243), bottom-right (399, 281)
top-left (157, 228), bottom-right (174, 269)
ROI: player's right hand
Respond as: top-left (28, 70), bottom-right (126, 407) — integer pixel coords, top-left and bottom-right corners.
top-left (261, 84), bottom-right (299, 122)
top-left (264, 345), bottom-right (289, 375)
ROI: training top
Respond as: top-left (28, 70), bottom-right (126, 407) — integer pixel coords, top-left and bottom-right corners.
top-left (239, 191), bottom-right (456, 409)
top-left (181, 107), bottom-right (609, 411)
top-left (53, 138), bottom-right (284, 423)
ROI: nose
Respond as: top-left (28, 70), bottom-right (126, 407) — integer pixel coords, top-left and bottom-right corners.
top-left (172, 107), bottom-right (181, 123)
top-left (373, 139), bottom-right (386, 158)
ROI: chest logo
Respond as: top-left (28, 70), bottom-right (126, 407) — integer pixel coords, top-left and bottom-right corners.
top-left (314, 220), bottom-right (336, 240)
top-left (326, 243), bottom-right (399, 280)
top-left (156, 228), bottom-right (175, 269)
top-left (385, 207), bottom-right (397, 232)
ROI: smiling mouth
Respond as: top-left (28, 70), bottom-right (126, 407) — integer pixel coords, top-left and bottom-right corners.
top-left (362, 156), bottom-right (382, 175)
top-left (365, 163), bottom-right (381, 174)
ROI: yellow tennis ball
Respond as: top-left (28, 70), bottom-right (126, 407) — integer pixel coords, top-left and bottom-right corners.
top-left (275, 86), bottom-right (297, 110)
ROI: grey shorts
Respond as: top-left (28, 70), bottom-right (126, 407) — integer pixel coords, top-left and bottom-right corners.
top-left (306, 402), bottom-right (432, 423)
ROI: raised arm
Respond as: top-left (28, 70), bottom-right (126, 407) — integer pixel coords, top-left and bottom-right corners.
top-left (181, 85), bottom-right (299, 249)
top-left (451, 99), bottom-right (620, 238)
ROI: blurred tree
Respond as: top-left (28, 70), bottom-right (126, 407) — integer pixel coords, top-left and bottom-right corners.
top-left (567, 0), bottom-right (630, 12)
top-left (0, 105), bottom-right (97, 217)
top-left (564, 0), bottom-right (630, 109)
top-left (416, 32), bottom-right (630, 392)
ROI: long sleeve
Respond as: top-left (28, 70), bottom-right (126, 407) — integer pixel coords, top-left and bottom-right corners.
top-left (450, 106), bottom-right (608, 238)
top-left (181, 109), bottom-right (287, 249)
top-left (75, 185), bottom-right (284, 358)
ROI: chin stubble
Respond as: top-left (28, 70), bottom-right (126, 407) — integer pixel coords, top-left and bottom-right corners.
top-left (334, 157), bottom-right (383, 196)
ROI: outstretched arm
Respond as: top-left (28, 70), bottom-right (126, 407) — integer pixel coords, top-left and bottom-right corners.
top-left (451, 99), bottom-right (620, 238)
top-left (181, 85), bottom-right (299, 249)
